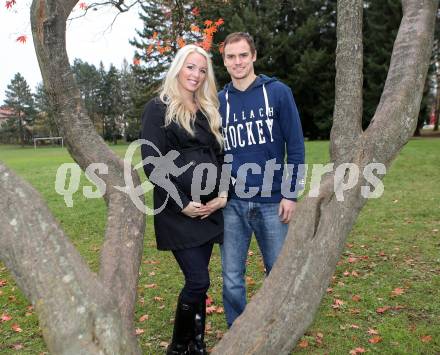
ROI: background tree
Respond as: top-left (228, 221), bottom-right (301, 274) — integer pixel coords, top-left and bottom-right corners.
top-left (3, 73), bottom-right (36, 146)
top-left (33, 83), bottom-right (59, 138)
top-left (100, 63), bottom-right (124, 144)
top-left (0, 0), bottom-right (437, 353)
top-left (71, 59), bottom-right (102, 131)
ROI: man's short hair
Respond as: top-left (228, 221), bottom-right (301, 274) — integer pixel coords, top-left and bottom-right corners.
top-left (222, 32), bottom-right (256, 57)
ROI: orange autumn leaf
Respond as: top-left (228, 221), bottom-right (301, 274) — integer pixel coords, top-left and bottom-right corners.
top-left (215, 18), bottom-right (224, 26)
top-left (177, 37), bottom-right (186, 48)
top-left (367, 328), bottom-right (379, 335)
top-left (153, 296), bottom-right (164, 302)
top-left (204, 20), bottom-right (213, 27)
top-left (1, 314), bottom-right (12, 322)
top-left (349, 347), bottom-right (366, 355)
top-left (152, 31), bottom-right (158, 40)
top-left (191, 25), bottom-right (200, 33)
top-left (163, 46), bottom-right (172, 53)
top-left (147, 44), bottom-right (154, 55)
top-left (0, 280), bottom-right (7, 287)
top-left (421, 335), bottom-right (432, 343)
top-left (139, 314), bottom-right (149, 322)
top-left (376, 306), bottom-right (390, 314)
top-left (298, 339), bottom-right (309, 348)
top-left (135, 328), bottom-right (144, 335)
top-left (16, 35), bottom-right (27, 44)
top-left (206, 295), bottom-right (213, 306)
top-left (206, 305), bottom-right (217, 314)
top-left (11, 323), bottom-right (22, 332)
top-left (368, 336), bottom-right (382, 344)
top-left (352, 294), bottom-right (361, 302)
top-left (215, 306), bottom-right (224, 314)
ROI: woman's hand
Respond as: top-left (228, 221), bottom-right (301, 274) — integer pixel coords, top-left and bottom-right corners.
top-left (181, 201), bottom-right (204, 218)
top-left (199, 197), bottom-right (227, 219)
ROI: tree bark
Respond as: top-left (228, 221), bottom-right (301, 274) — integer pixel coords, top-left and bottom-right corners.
top-left (0, 164), bottom-right (140, 354)
top-left (30, 0), bottom-right (145, 339)
top-left (211, 0), bottom-right (437, 354)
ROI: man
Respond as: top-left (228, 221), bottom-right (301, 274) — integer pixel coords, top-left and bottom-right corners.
top-left (218, 32), bottom-right (305, 327)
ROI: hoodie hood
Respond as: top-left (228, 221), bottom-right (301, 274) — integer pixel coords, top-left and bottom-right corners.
top-left (223, 74), bottom-right (277, 93)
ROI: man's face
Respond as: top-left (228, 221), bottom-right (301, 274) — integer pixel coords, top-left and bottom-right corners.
top-left (223, 39), bottom-right (256, 81)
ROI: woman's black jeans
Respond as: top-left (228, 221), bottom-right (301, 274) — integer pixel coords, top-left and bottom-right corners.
top-left (172, 242), bottom-right (214, 304)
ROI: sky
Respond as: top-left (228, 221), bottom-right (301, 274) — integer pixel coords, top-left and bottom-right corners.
top-left (0, 1), bottom-right (143, 104)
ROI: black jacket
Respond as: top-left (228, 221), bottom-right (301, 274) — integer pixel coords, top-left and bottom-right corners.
top-left (140, 97), bottom-right (224, 251)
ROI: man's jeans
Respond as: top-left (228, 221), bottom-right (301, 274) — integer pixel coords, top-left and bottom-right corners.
top-left (220, 199), bottom-right (288, 327)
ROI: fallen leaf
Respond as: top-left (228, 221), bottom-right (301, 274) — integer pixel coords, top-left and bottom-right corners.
top-left (139, 314), bottom-right (149, 322)
top-left (143, 260), bottom-right (160, 265)
top-left (11, 343), bottom-right (23, 350)
top-left (206, 295), bottom-right (213, 306)
top-left (368, 336), bottom-right (382, 344)
top-left (248, 250), bottom-right (254, 256)
top-left (159, 341), bottom-right (169, 348)
top-left (135, 328), bottom-right (144, 335)
top-left (349, 347), bottom-right (366, 354)
top-left (5, 0), bottom-right (16, 9)
top-left (376, 306), bottom-right (390, 314)
top-left (421, 335), bottom-right (432, 343)
top-left (391, 288), bottom-right (405, 297)
top-left (351, 271), bottom-right (359, 277)
top-left (349, 308), bottom-right (361, 314)
top-left (145, 283), bottom-right (157, 289)
top-left (332, 299), bottom-right (345, 309)
top-left (350, 324), bottom-right (360, 329)
top-left (0, 280), bottom-right (7, 287)
top-left (16, 35), bottom-right (27, 44)
top-left (352, 295), bottom-right (361, 302)
top-left (246, 276), bottom-right (256, 286)
top-left (206, 305), bottom-right (217, 314)
top-left (149, 271), bottom-right (156, 276)
top-left (326, 288), bottom-right (333, 293)
top-left (348, 257), bottom-right (358, 263)
top-left (367, 328), bottom-right (379, 335)
top-left (153, 296), bottom-right (164, 302)
top-left (78, 2), bottom-right (87, 9)
top-left (215, 306), bottom-right (224, 314)
top-left (298, 339), bottom-right (309, 348)
top-left (11, 323), bottom-right (22, 332)
top-left (315, 332), bottom-right (324, 344)
top-left (1, 314), bottom-right (12, 322)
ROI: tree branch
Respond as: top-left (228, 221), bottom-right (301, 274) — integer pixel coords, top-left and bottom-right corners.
top-left (330, 0), bottom-right (363, 164)
top-left (0, 163), bottom-right (140, 354)
top-left (30, 0), bottom-right (145, 332)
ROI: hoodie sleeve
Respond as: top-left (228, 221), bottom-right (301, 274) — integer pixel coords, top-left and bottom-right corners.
top-left (140, 99), bottom-right (191, 212)
top-left (277, 85), bottom-right (305, 201)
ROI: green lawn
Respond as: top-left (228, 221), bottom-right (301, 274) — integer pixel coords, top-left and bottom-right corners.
top-left (0, 139), bottom-right (439, 354)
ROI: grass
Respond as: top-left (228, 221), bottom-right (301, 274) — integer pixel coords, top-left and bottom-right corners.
top-left (0, 139), bottom-right (439, 354)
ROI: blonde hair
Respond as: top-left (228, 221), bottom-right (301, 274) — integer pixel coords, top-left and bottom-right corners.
top-left (159, 44), bottom-right (223, 147)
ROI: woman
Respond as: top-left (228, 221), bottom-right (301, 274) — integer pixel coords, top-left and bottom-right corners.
top-left (140, 44), bottom-right (227, 355)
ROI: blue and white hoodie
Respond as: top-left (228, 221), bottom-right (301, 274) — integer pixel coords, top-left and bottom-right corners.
top-left (218, 74), bottom-right (305, 203)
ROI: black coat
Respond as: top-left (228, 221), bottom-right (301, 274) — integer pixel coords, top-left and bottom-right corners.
top-left (140, 97), bottom-right (224, 251)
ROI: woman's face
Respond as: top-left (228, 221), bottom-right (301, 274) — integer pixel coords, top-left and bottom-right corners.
top-left (178, 52), bottom-right (208, 96)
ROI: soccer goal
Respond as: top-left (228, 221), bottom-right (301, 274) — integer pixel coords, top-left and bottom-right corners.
top-left (33, 136), bottom-right (64, 149)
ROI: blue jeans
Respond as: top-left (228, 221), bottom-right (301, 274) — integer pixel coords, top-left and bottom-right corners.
top-left (220, 199), bottom-right (288, 327)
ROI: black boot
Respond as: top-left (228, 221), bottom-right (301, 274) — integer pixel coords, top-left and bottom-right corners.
top-left (190, 297), bottom-right (207, 355)
top-left (167, 296), bottom-right (195, 355)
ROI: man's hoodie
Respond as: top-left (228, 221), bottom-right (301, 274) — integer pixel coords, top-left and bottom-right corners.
top-left (218, 74), bottom-right (305, 203)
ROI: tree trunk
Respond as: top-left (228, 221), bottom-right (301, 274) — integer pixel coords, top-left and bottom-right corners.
top-left (211, 0), bottom-right (437, 353)
top-left (0, 164), bottom-right (140, 354)
top-left (28, 0), bottom-right (145, 349)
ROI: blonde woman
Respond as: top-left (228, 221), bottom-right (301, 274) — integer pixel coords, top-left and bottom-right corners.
top-left (140, 44), bottom-right (227, 355)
